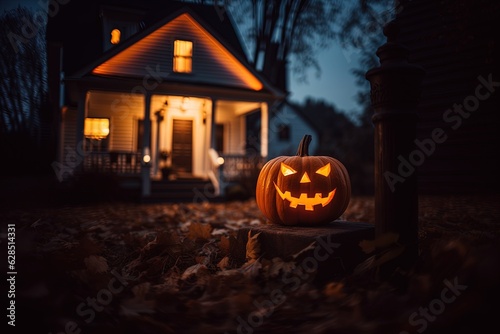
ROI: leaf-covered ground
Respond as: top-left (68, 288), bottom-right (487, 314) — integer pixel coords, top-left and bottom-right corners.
top-left (2, 192), bottom-right (500, 334)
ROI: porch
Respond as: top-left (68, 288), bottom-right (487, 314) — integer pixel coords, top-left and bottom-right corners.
top-left (81, 150), bottom-right (265, 201)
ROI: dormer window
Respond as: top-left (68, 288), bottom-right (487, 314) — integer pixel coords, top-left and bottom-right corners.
top-left (173, 40), bottom-right (193, 73)
top-left (110, 29), bottom-right (121, 44)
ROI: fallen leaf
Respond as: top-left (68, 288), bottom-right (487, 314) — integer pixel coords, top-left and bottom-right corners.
top-left (181, 263), bottom-right (208, 280)
top-left (292, 241), bottom-right (317, 260)
top-left (265, 257), bottom-right (296, 278)
top-left (217, 256), bottom-right (230, 270)
top-left (187, 222), bottom-right (213, 241)
top-left (219, 235), bottom-right (236, 255)
top-left (323, 281), bottom-right (346, 299)
top-left (131, 282), bottom-right (151, 298)
top-left (240, 258), bottom-right (262, 278)
top-left (359, 232), bottom-right (399, 253)
top-left (353, 244), bottom-right (406, 276)
top-left (245, 230), bottom-right (261, 262)
top-left (83, 255), bottom-right (108, 273)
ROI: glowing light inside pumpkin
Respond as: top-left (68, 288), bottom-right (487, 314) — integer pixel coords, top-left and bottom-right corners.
top-left (300, 172), bottom-right (311, 183)
top-left (275, 162), bottom-right (336, 211)
top-left (274, 183), bottom-right (336, 211)
top-left (281, 163), bottom-right (296, 176)
top-left (315, 163), bottom-right (331, 176)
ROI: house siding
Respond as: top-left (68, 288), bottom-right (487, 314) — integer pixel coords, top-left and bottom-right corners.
top-left (87, 91), bottom-right (145, 152)
top-left (268, 103), bottom-right (319, 158)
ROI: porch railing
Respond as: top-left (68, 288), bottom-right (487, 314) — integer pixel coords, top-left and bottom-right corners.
top-left (220, 154), bottom-right (265, 182)
top-left (83, 151), bottom-right (141, 174)
top-left (83, 150), bottom-right (264, 196)
top-left (208, 149), bottom-right (265, 196)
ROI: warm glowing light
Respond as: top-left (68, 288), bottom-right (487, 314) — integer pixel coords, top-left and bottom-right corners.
top-left (84, 118), bottom-right (110, 139)
top-left (315, 163), bottom-right (331, 177)
top-left (300, 172), bottom-right (311, 183)
top-left (111, 29), bottom-right (121, 44)
top-left (173, 40), bottom-right (193, 73)
top-left (274, 183), bottom-right (336, 211)
top-left (275, 162), bottom-right (337, 210)
top-left (216, 157), bottom-right (225, 165)
top-left (143, 147), bottom-right (151, 164)
top-left (281, 163), bottom-right (297, 176)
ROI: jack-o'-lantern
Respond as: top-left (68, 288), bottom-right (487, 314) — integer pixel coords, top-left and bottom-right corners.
top-left (256, 134), bottom-right (351, 226)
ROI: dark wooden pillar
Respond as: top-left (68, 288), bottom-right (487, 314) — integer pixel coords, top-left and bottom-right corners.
top-left (365, 20), bottom-right (425, 264)
top-left (141, 93), bottom-right (152, 197)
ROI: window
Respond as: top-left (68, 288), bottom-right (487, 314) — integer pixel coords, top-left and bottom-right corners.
top-left (84, 118), bottom-right (109, 153)
top-left (277, 124), bottom-right (290, 141)
top-left (84, 118), bottom-right (110, 139)
top-left (110, 29), bottom-right (121, 44)
top-left (173, 40), bottom-right (193, 73)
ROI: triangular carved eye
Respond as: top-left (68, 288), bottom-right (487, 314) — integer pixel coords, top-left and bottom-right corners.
top-left (316, 163), bottom-right (331, 177)
top-left (280, 163), bottom-right (297, 176)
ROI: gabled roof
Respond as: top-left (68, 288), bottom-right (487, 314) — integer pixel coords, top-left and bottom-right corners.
top-left (275, 100), bottom-right (321, 136)
top-left (46, 0), bottom-right (250, 76)
top-left (47, 0), bottom-right (284, 96)
top-left (141, 1), bottom-right (249, 62)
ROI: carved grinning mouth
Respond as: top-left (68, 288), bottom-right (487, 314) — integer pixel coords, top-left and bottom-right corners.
top-left (274, 182), bottom-right (336, 211)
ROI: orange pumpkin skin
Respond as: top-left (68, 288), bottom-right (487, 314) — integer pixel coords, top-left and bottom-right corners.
top-left (256, 135), bottom-right (351, 226)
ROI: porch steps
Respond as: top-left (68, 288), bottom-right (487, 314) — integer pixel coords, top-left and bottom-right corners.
top-left (142, 177), bottom-right (220, 203)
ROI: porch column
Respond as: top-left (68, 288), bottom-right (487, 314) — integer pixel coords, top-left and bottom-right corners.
top-left (210, 98), bottom-right (217, 149)
top-left (260, 102), bottom-right (268, 158)
top-left (365, 20), bottom-right (424, 266)
top-left (75, 90), bottom-right (87, 172)
top-left (141, 93), bottom-right (152, 197)
top-left (153, 108), bottom-right (165, 176)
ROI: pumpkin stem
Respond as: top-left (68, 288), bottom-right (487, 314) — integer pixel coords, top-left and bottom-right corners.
top-left (297, 134), bottom-right (312, 157)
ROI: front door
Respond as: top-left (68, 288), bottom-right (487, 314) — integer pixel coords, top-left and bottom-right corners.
top-left (171, 119), bottom-right (193, 173)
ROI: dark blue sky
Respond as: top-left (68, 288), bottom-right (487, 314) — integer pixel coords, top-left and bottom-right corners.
top-left (288, 42), bottom-right (363, 119)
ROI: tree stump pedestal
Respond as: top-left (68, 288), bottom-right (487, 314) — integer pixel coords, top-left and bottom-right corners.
top-left (232, 221), bottom-right (375, 284)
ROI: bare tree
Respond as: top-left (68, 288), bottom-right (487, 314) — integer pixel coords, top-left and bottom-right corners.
top-left (0, 6), bottom-right (48, 174)
top-left (178, 0), bottom-right (396, 96)
top-left (227, 0), bottom-right (398, 104)
top-left (228, 0), bottom-right (338, 88)
top-left (0, 6), bottom-right (46, 138)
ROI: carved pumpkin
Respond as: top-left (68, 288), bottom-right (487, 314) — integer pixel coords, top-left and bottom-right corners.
top-left (256, 134), bottom-right (351, 226)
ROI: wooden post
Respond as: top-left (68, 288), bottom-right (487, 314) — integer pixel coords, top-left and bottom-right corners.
top-left (141, 93), bottom-right (152, 198)
top-left (365, 20), bottom-right (425, 265)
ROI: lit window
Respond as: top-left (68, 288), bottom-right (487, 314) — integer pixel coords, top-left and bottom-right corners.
top-left (84, 118), bottom-right (110, 139)
top-left (111, 29), bottom-right (121, 44)
top-left (173, 40), bottom-right (193, 73)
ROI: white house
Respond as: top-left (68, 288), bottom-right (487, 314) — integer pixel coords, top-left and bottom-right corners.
top-left (267, 101), bottom-right (320, 158)
top-left (47, 1), bottom-right (285, 199)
